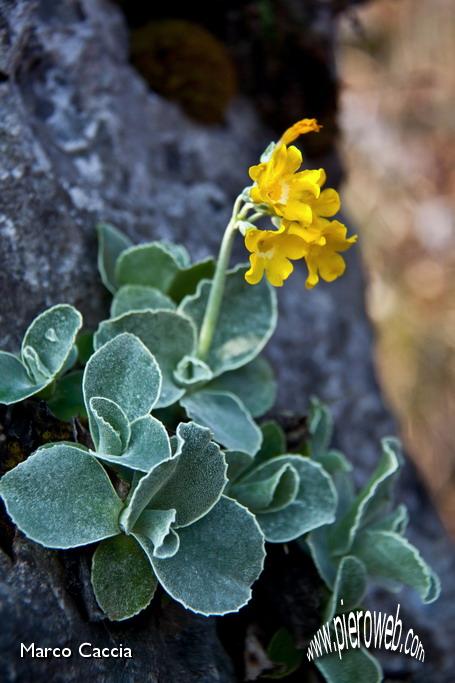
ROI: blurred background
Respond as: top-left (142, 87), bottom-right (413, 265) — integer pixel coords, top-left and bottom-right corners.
top-left (116, 0), bottom-right (455, 534)
top-left (339, 0), bottom-right (455, 536)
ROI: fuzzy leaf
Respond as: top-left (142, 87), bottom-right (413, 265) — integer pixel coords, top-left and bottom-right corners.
top-left (240, 456), bottom-right (337, 543)
top-left (163, 242), bottom-right (190, 268)
top-left (315, 648), bottom-right (382, 683)
top-left (308, 397), bottom-right (334, 459)
top-left (95, 310), bottom-right (196, 408)
top-left (168, 258), bottom-right (216, 303)
top-left (89, 397), bottom-right (131, 455)
top-left (0, 352), bottom-right (45, 404)
top-left (20, 304), bottom-right (82, 383)
top-left (229, 463), bottom-right (299, 513)
top-left (94, 415), bottom-right (171, 473)
top-left (84, 333), bottom-right (162, 428)
top-left (181, 390), bottom-right (262, 456)
top-left (180, 264), bottom-right (277, 377)
top-left (255, 421), bottom-right (287, 465)
top-left (206, 356), bottom-right (276, 417)
top-left (115, 243), bottom-right (181, 292)
top-left (225, 450), bottom-right (254, 484)
top-left (0, 444), bottom-right (122, 548)
top-left (97, 223), bottom-right (132, 293)
top-left (76, 330), bottom-right (94, 364)
top-left (92, 535), bottom-right (157, 620)
top-left (47, 370), bottom-right (86, 421)
top-left (306, 528), bottom-right (337, 589)
top-left (324, 555), bottom-right (367, 622)
top-left (331, 438), bottom-right (401, 554)
top-left (133, 509), bottom-right (180, 559)
top-left (369, 504), bottom-right (409, 535)
top-left (173, 355), bottom-right (213, 388)
top-left (120, 458), bottom-right (177, 532)
top-left (353, 530), bottom-right (441, 603)
top-left (121, 422), bottom-right (227, 531)
top-left (111, 285), bottom-right (176, 317)
top-left (151, 496), bottom-right (265, 615)
top-left (145, 422), bottom-right (227, 527)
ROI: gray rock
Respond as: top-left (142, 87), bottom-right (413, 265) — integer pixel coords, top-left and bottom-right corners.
top-left (0, 0), bottom-right (453, 681)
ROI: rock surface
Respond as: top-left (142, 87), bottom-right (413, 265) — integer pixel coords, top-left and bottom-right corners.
top-left (0, 0), bottom-right (453, 681)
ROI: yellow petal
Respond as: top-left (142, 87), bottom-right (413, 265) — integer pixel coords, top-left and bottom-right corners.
top-left (279, 234), bottom-right (308, 259)
top-left (244, 228), bottom-right (264, 253)
top-left (283, 200), bottom-right (313, 224)
top-left (304, 254), bottom-right (320, 289)
top-left (245, 253), bottom-right (265, 285)
top-left (280, 118), bottom-right (322, 145)
top-left (249, 163), bottom-right (265, 181)
top-left (318, 252), bottom-right (346, 282)
top-left (314, 188), bottom-right (340, 217)
top-left (283, 145), bottom-right (302, 174)
top-left (266, 255), bottom-right (293, 287)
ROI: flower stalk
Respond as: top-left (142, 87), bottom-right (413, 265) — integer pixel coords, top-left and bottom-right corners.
top-left (197, 195), bottom-right (244, 360)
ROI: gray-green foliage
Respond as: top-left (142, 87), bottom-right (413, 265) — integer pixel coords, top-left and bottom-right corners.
top-left (301, 398), bottom-right (440, 683)
top-left (0, 330), bottom-right (266, 619)
top-left (0, 224), bottom-right (441, 648)
top-left (0, 304), bottom-right (82, 404)
top-left (96, 226), bottom-right (277, 441)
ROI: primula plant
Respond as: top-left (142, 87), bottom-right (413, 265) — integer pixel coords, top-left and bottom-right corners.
top-left (0, 120), bottom-right (439, 681)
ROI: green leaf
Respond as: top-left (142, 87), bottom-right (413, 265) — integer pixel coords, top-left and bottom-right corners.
top-left (240, 456), bottom-right (337, 543)
top-left (0, 352), bottom-right (45, 404)
top-left (206, 356), bottom-right (276, 418)
top-left (97, 223), bottom-right (132, 293)
top-left (151, 496), bottom-right (265, 615)
top-left (168, 258), bottom-right (216, 303)
top-left (265, 628), bottom-right (303, 679)
top-left (133, 508), bottom-right (180, 559)
top-left (76, 330), bottom-right (94, 364)
top-left (352, 530), bottom-right (441, 603)
top-left (89, 397), bottom-right (131, 455)
top-left (181, 390), bottom-right (262, 456)
top-left (316, 449), bottom-right (352, 477)
top-left (47, 370), bottom-right (86, 421)
top-left (331, 438), bottom-right (401, 554)
top-left (125, 422), bottom-right (227, 533)
top-left (306, 527), bottom-right (337, 589)
top-left (180, 264), bottom-right (277, 377)
top-left (21, 304), bottom-right (82, 383)
top-left (162, 242), bottom-right (190, 268)
top-left (21, 345), bottom-right (49, 383)
top-left (324, 556), bottom-right (367, 622)
top-left (229, 462), bottom-right (299, 513)
top-left (92, 534), bottom-right (157, 620)
top-left (111, 285), bottom-right (176, 317)
top-left (308, 397), bottom-right (334, 459)
top-left (255, 421), bottom-right (287, 465)
top-left (369, 504), bottom-right (409, 535)
top-left (173, 355), bottom-right (213, 388)
top-left (224, 450), bottom-right (254, 484)
top-left (315, 647), bottom-right (382, 683)
top-left (94, 311), bottom-right (196, 408)
top-left (84, 333), bottom-right (162, 427)
top-left (115, 243), bottom-right (181, 293)
top-left (0, 444), bottom-right (122, 548)
top-left (94, 415), bottom-right (171, 474)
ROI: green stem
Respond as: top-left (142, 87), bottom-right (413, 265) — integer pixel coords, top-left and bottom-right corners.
top-left (197, 195), bottom-right (243, 360)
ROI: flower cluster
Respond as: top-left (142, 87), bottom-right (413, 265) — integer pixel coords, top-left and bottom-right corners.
top-left (243, 119), bottom-right (357, 288)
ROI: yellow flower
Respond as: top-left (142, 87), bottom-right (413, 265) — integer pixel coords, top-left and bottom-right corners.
top-left (280, 118), bottom-right (322, 145)
top-left (287, 219), bottom-right (357, 289)
top-left (248, 119), bottom-right (323, 223)
top-left (244, 226), bottom-right (307, 287)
